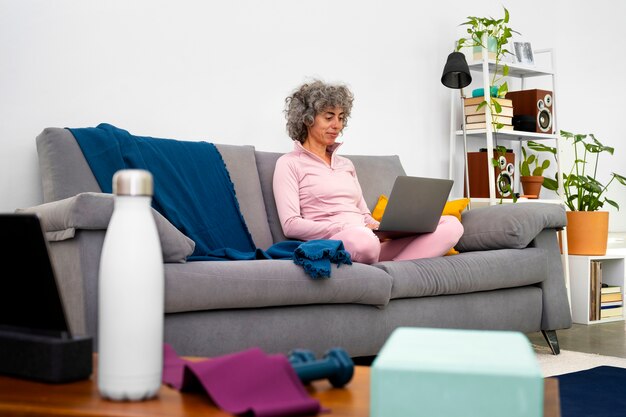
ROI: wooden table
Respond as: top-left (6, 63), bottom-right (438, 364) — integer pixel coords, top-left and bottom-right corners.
top-left (0, 364), bottom-right (560, 416)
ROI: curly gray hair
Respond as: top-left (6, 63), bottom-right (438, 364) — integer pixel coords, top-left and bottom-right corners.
top-left (284, 79), bottom-right (354, 143)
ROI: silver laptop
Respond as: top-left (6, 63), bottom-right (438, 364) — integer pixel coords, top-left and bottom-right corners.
top-left (373, 176), bottom-right (453, 240)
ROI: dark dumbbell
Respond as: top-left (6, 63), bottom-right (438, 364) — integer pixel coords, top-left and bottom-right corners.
top-left (288, 348), bottom-right (317, 365)
top-left (290, 347), bottom-right (354, 388)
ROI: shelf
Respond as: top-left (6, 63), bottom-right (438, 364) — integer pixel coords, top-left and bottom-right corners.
top-left (466, 60), bottom-right (553, 77)
top-left (468, 198), bottom-right (563, 208)
top-left (455, 129), bottom-right (557, 141)
top-left (568, 255), bottom-right (625, 325)
top-left (449, 47), bottom-right (571, 306)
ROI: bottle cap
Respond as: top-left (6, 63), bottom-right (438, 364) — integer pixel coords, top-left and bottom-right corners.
top-left (112, 169), bottom-right (153, 196)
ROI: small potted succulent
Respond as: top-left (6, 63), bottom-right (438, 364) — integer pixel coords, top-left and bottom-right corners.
top-left (519, 143), bottom-right (550, 198)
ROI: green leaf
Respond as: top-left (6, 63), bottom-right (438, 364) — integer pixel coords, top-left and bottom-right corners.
top-left (520, 161), bottom-right (530, 177)
top-left (499, 81), bottom-right (509, 95)
top-left (527, 154), bottom-right (536, 164)
top-left (541, 159), bottom-right (550, 169)
top-left (492, 100), bottom-right (502, 113)
top-left (532, 167), bottom-right (544, 176)
top-left (606, 198), bottom-right (620, 210)
top-left (527, 141), bottom-right (556, 154)
top-left (542, 177), bottom-right (558, 191)
top-left (613, 173), bottom-right (626, 185)
top-left (476, 101), bottom-right (487, 111)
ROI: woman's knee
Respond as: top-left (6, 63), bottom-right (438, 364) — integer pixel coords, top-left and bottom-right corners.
top-left (332, 227), bottom-right (381, 264)
top-left (439, 215), bottom-right (464, 244)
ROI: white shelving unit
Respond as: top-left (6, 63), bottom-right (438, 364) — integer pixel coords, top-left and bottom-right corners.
top-left (447, 46), bottom-right (571, 302)
top-left (569, 255), bottom-right (625, 325)
top-left (447, 49), bottom-right (566, 204)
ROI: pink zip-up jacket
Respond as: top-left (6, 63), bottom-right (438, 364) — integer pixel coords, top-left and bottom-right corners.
top-left (273, 141), bottom-right (379, 241)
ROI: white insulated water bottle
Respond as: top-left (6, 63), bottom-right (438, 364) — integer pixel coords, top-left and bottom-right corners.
top-left (98, 169), bottom-right (164, 401)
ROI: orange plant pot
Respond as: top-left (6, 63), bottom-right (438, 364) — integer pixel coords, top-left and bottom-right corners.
top-left (565, 211), bottom-right (609, 256)
top-left (520, 176), bottom-right (544, 198)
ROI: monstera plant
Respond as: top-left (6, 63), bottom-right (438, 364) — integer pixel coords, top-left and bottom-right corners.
top-left (528, 130), bottom-right (626, 255)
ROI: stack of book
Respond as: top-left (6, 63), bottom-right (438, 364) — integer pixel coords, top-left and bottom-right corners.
top-left (463, 97), bottom-right (514, 131)
top-left (589, 260), bottom-right (624, 321)
top-left (600, 285), bottom-right (623, 320)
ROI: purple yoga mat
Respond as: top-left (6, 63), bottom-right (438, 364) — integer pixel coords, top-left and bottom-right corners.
top-left (162, 344), bottom-right (323, 417)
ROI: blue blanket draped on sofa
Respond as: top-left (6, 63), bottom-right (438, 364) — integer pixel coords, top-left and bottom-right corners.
top-left (69, 123), bottom-right (351, 278)
top-left (69, 123), bottom-right (256, 256)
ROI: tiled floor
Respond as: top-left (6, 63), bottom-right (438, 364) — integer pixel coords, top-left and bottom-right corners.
top-left (353, 321), bottom-right (626, 366)
top-left (527, 320), bottom-right (626, 358)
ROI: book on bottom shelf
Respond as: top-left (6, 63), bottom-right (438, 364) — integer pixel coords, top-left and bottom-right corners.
top-left (601, 301), bottom-right (623, 308)
top-left (589, 260), bottom-right (602, 321)
top-left (601, 292), bottom-right (623, 303)
top-left (601, 285), bottom-right (621, 294)
top-left (600, 306), bottom-right (623, 319)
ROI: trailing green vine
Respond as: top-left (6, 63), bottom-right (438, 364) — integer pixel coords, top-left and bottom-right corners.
top-left (456, 6), bottom-right (519, 122)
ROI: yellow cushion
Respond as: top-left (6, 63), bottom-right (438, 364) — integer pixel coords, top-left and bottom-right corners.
top-left (372, 194), bottom-right (388, 222)
top-left (372, 195), bottom-right (469, 256)
top-left (442, 198), bottom-right (470, 222)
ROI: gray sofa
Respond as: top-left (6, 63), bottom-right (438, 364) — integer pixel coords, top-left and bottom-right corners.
top-left (22, 127), bottom-right (572, 358)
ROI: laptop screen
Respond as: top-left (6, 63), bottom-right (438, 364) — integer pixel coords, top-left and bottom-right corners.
top-left (0, 213), bottom-right (70, 338)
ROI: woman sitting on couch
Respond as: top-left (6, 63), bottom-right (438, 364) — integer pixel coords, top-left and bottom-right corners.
top-left (272, 79), bottom-right (463, 264)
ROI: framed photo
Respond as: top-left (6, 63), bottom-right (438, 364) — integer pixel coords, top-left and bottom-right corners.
top-left (513, 41), bottom-right (534, 66)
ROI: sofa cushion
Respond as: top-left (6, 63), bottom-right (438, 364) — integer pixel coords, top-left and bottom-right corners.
top-left (255, 151), bottom-right (287, 244)
top-left (214, 144), bottom-right (273, 250)
top-left (345, 154), bottom-right (406, 210)
top-left (36, 127), bottom-right (102, 202)
top-left (456, 203), bottom-right (566, 252)
top-left (18, 192), bottom-right (195, 263)
top-left (164, 260), bottom-right (393, 312)
top-left (373, 248), bottom-right (547, 299)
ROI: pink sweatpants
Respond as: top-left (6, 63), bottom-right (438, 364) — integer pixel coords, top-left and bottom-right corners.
top-left (330, 215), bottom-right (464, 264)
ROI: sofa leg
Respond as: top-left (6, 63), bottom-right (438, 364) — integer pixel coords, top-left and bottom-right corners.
top-left (541, 330), bottom-right (560, 355)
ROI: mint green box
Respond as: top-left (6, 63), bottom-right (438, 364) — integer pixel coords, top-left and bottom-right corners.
top-left (371, 327), bottom-right (543, 417)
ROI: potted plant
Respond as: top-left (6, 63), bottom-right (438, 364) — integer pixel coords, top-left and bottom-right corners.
top-left (519, 143), bottom-right (550, 198)
top-left (529, 130), bottom-right (626, 255)
top-left (456, 8), bottom-right (520, 204)
top-left (455, 6), bottom-right (519, 130)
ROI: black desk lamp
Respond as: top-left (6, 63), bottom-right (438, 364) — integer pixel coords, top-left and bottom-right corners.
top-left (441, 51), bottom-right (472, 208)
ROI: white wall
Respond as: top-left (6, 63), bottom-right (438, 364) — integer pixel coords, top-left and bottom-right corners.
top-left (2, 0), bottom-right (625, 229)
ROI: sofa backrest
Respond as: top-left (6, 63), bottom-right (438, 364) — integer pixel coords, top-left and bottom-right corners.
top-left (37, 127), bottom-right (102, 201)
top-left (35, 128), bottom-right (274, 250)
top-left (36, 127), bottom-right (406, 249)
top-left (255, 150), bottom-right (406, 244)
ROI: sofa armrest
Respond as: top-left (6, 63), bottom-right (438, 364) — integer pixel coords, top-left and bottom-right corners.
top-left (456, 202), bottom-right (566, 252)
top-left (18, 192), bottom-right (195, 263)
